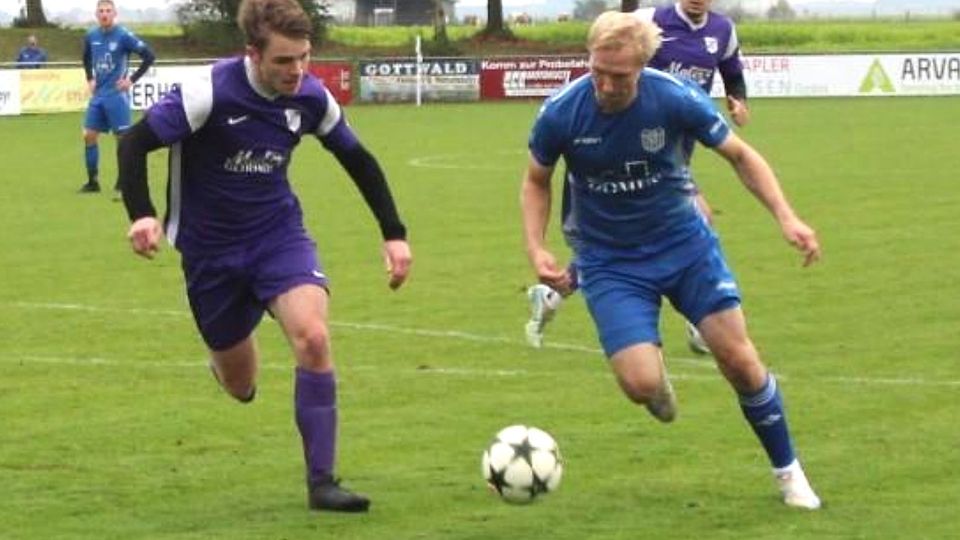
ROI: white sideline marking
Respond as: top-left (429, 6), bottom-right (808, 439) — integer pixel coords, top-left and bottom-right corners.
top-left (407, 149), bottom-right (525, 171)
top-left (7, 301), bottom-right (960, 387)
top-left (4, 354), bottom-right (717, 383)
top-left (6, 301), bottom-right (709, 368)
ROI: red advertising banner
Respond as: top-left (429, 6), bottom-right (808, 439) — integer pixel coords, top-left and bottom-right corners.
top-left (310, 61), bottom-right (353, 105)
top-left (481, 56), bottom-right (589, 100)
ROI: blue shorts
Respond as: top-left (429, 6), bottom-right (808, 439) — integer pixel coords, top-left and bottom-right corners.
top-left (578, 234), bottom-right (741, 358)
top-left (84, 92), bottom-right (132, 134)
top-left (182, 234), bottom-right (328, 351)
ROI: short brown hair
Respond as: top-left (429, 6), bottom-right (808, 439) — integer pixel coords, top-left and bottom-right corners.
top-left (587, 11), bottom-right (662, 66)
top-left (237, 0), bottom-right (312, 50)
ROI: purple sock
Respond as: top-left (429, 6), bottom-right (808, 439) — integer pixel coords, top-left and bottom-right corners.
top-left (295, 367), bottom-right (337, 485)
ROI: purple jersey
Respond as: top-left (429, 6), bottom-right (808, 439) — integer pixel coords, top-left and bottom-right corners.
top-left (145, 56), bottom-right (358, 257)
top-left (635, 4), bottom-right (743, 93)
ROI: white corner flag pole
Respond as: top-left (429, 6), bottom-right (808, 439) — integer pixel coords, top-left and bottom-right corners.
top-left (415, 35), bottom-right (423, 107)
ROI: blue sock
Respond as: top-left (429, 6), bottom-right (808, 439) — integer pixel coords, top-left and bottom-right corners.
top-left (295, 368), bottom-right (338, 485)
top-left (84, 144), bottom-right (99, 183)
top-left (739, 373), bottom-right (796, 469)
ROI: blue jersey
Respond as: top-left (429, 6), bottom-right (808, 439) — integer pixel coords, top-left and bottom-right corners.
top-left (529, 69), bottom-right (730, 253)
top-left (83, 25), bottom-right (150, 96)
top-left (16, 46), bottom-right (47, 68)
top-left (635, 4), bottom-right (744, 93)
top-left (145, 56), bottom-right (358, 258)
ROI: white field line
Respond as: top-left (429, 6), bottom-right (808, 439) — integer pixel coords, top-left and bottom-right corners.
top-left (6, 301), bottom-right (960, 388)
top-left (407, 149), bottom-right (525, 171)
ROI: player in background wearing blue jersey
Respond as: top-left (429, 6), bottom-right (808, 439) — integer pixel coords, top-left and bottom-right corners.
top-left (116, 0), bottom-right (412, 513)
top-left (525, 0), bottom-right (749, 355)
top-left (78, 0), bottom-right (155, 196)
top-left (15, 35), bottom-right (48, 68)
top-left (520, 12), bottom-right (821, 509)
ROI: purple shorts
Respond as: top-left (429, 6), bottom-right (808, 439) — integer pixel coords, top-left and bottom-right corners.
top-left (182, 234), bottom-right (328, 351)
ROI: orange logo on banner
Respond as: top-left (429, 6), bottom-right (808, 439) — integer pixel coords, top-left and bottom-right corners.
top-left (20, 69), bottom-right (89, 113)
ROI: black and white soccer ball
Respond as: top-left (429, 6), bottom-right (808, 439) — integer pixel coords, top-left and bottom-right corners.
top-left (482, 424), bottom-right (563, 504)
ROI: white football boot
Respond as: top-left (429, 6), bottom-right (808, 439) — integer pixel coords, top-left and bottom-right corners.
top-left (774, 460), bottom-right (822, 510)
top-left (525, 284), bottom-right (562, 348)
top-left (685, 321), bottom-right (711, 356)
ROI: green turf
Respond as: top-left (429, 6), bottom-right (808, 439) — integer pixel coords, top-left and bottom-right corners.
top-left (1, 97), bottom-right (959, 538)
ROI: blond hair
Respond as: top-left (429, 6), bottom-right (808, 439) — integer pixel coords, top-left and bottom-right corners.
top-left (587, 11), bottom-right (662, 66)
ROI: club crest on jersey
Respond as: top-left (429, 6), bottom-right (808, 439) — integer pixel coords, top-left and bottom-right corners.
top-left (703, 37), bottom-right (718, 54)
top-left (108, 41), bottom-right (118, 52)
top-left (285, 109), bottom-right (302, 133)
top-left (640, 128), bottom-right (666, 153)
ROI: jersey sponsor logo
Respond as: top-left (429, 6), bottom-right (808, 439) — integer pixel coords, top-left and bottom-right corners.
top-left (582, 161), bottom-right (660, 196)
top-left (223, 149), bottom-right (288, 175)
top-left (285, 109), bottom-right (302, 133)
top-left (665, 61), bottom-right (713, 88)
top-left (95, 53), bottom-right (116, 75)
top-left (573, 136), bottom-right (602, 146)
top-left (640, 128), bottom-right (665, 153)
top-left (227, 114), bottom-right (249, 125)
top-left (703, 36), bottom-right (718, 54)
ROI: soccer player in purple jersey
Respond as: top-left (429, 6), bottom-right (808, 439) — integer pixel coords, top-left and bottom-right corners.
top-left (525, 1), bottom-right (749, 354)
top-left (115, 0), bottom-right (411, 513)
top-left (521, 11), bottom-right (821, 509)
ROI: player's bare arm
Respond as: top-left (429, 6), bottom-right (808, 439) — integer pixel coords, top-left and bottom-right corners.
top-left (521, 156), bottom-right (570, 291)
top-left (714, 133), bottom-right (821, 266)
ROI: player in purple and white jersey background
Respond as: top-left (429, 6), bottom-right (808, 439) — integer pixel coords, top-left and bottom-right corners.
top-left (116, 0), bottom-right (412, 513)
top-left (525, 0), bottom-right (751, 355)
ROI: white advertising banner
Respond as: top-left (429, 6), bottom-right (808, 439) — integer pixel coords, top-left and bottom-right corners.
top-left (129, 65), bottom-right (210, 111)
top-left (712, 53), bottom-right (960, 98)
top-left (0, 70), bottom-right (20, 115)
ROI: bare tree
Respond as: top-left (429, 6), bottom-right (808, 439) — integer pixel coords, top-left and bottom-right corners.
top-left (24, 0), bottom-right (50, 26)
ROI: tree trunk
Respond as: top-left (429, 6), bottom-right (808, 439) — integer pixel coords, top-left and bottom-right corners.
top-left (621, 0), bottom-right (640, 11)
top-left (25, 0), bottom-right (49, 26)
top-left (485, 0), bottom-right (506, 35)
top-left (434, 0), bottom-right (449, 43)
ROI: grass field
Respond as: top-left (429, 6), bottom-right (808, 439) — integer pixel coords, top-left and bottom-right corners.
top-left (1, 96), bottom-right (959, 539)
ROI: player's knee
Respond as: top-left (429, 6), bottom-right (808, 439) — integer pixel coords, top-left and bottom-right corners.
top-left (617, 377), bottom-right (661, 405)
top-left (714, 345), bottom-right (766, 392)
top-left (83, 131), bottom-right (98, 145)
top-left (293, 323), bottom-right (331, 366)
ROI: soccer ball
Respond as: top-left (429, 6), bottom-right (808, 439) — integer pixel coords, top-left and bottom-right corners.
top-left (482, 424), bottom-right (563, 504)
